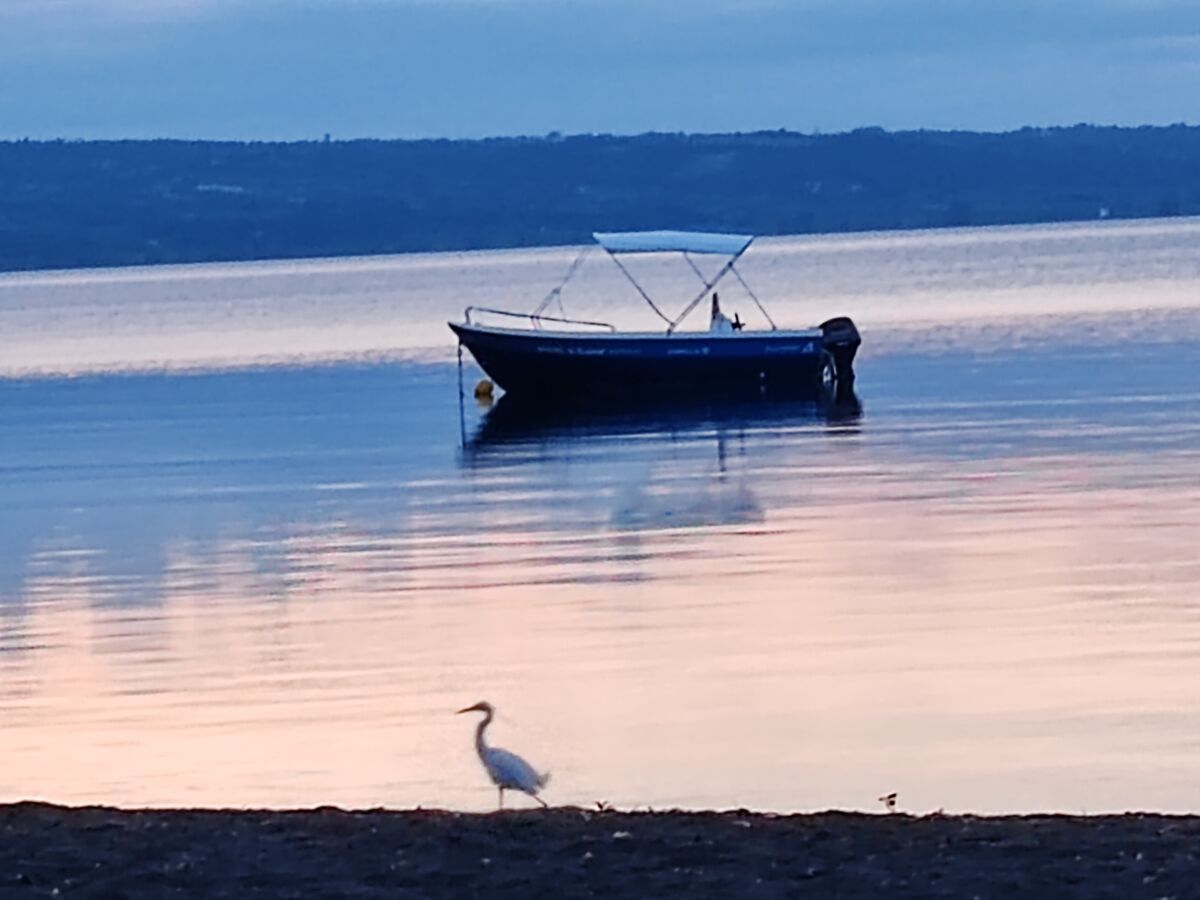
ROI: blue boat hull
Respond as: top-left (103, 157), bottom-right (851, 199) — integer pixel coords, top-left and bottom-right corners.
top-left (450, 323), bottom-right (844, 398)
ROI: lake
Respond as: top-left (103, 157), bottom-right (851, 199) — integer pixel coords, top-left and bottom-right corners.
top-left (1, 217), bottom-right (1199, 814)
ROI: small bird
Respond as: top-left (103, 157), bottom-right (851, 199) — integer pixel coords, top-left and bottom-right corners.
top-left (878, 792), bottom-right (898, 813)
top-left (457, 701), bottom-right (550, 809)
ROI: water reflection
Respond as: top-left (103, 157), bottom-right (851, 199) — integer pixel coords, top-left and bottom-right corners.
top-left (464, 390), bottom-right (862, 530)
top-left (1, 348), bottom-right (1199, 813)
top-left (3, 256), bottom-right (1200, 812)
top-left (471, 389), bottom-right (861, 445)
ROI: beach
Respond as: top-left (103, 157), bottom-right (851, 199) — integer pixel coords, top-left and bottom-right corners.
top-left (3, 803), bottom-right (1198, 898)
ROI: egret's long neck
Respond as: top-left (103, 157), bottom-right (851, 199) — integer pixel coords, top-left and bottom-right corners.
top-left (474, 709), bottom-right (493, 755)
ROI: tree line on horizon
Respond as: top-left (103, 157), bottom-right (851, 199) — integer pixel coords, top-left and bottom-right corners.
top-left (1, 124), bottom-right (1199, 272)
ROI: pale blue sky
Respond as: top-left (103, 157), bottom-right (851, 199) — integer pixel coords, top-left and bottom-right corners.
top-left (1, 0), bottom-right (1197, 139)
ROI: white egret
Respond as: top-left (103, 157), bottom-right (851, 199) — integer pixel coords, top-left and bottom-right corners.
top-left (457, 701), bottom-right (549, 809)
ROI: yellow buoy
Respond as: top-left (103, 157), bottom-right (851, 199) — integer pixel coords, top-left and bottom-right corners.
top-left (474, 378), bottom-right (495, 401)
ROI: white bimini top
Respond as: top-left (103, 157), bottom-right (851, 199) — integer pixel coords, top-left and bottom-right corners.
top-left (593, 230), bottom-right (754, 256)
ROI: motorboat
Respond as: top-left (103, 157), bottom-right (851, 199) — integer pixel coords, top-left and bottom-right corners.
top-left (449, 230), bottom-right (860, 399)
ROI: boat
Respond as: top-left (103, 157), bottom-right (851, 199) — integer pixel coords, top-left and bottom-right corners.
top-left (449, 230), bottom-right (860, 399)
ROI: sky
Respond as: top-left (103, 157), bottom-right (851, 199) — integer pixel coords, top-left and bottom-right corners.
top-left (0, 0), bottom-right (1198, 140)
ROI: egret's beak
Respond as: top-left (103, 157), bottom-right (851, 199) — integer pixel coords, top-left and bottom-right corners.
top-left (457, 703), bottom-right (482, 714)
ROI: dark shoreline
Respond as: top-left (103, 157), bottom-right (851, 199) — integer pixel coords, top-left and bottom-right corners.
top-left (4, 125), bottom-right (1200, 273)
top-left (3, 803), bottom-right (1197, 898)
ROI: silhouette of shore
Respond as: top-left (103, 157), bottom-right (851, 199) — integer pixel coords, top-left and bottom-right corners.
top-left (2, 802), bottom-right (1196, 898)
top-left (4, 123), bottom-right (1199, 272)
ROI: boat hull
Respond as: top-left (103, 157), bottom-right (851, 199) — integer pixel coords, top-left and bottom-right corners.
top-left (450, 323), bottom-right (838, 398)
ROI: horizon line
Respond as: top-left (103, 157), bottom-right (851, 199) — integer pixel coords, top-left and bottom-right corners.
top-left (3, 120), bottom-right (1200, 146)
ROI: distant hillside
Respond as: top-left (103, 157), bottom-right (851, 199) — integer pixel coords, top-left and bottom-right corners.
top-left (2, 125), bottom-right (1199, 272)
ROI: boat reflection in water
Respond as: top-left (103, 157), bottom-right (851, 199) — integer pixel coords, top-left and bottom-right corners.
top-left (462, 386), bottom-right (862, 531)
top-left (468, 382), bottom-right (861, 447)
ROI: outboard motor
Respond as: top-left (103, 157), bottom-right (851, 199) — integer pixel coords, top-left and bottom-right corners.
top-left (820, 316), bottom-right (861, 388)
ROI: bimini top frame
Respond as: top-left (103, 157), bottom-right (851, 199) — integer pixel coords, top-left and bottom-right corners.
top-left (592, 230), bottom-right (776, 334)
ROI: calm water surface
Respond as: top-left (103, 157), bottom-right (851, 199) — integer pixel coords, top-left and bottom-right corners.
top-left (1, 218), bottom-right (1199, 813)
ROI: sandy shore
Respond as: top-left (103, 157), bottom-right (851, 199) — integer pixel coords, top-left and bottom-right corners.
top-left (2, 803), bottom-right (1198, 898)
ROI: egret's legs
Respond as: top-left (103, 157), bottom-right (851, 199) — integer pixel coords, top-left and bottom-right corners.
top-left (498, 787), bottom-right (505, 810)
top-left (533, 794), bottom-right (548, 809)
